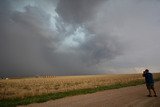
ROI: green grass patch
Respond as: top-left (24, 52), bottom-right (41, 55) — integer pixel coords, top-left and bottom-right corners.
top-left (0, 79), bottom-right (159, 107)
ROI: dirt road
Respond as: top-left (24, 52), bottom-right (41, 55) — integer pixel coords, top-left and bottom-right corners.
top-left (19, 81), bottom-right (160, 107)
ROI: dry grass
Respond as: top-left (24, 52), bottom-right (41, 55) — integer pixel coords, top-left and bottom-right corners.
top-left (0, 73), bottom-right (160, 100)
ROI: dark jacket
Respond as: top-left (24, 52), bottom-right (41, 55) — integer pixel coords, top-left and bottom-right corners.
top-left (144, 72), bottom-right (154, 84)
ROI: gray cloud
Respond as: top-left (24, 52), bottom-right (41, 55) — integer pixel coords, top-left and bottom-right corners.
top-left (1, 0), bottom-right (160, 77)
top-left (56, 0), bottom-right (106, 24)
top-left (56, 0), bottom-right (123, 64)
top-left (98, 0), bottom-right (160, 73)
top-left (0, 1), bottom-right (56, 77)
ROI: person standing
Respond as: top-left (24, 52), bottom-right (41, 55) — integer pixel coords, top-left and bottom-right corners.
top-left (142, 69), bottom-right (157, 97)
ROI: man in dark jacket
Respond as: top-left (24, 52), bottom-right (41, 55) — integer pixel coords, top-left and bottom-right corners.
top-left (142, 69), bottom-right (157, 97)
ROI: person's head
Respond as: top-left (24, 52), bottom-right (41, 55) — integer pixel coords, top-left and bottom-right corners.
top-left (145, 69), bottom-right (149, 73)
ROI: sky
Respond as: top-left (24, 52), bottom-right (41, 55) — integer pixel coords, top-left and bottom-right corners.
top-left (1, 0), bottom-right (160, 77)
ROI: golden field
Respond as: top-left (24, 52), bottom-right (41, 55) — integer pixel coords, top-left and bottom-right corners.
top-left (0, 73), bottom-right (160, 100)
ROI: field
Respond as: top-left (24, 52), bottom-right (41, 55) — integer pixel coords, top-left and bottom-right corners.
top-left (1, 73), bottom-right (160, 100)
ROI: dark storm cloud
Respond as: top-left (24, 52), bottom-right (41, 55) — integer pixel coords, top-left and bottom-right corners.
top-left (0, 0), bottom-right (126, 77)
top-left (79, 34), bottom-right (122, 65)
top-left (0, 0), bottom-right (103, 76)
top-left (54, 0), bottom-right (160, 74)
top-left (1, 0), bottom-right (160, 77)
top-left (56, 0), bottom-right (122, 64)
top-left (56, 0), bottom-right (106, 24)
top-left (0, 2), bottom-right (57, 77)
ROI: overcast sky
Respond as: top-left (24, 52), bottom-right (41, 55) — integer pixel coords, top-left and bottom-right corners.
top-left (1, 0), bottom-right (160, 77)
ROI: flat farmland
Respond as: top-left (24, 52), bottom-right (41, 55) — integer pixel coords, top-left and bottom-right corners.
top-left (1, 73), bottom-right (160, 100)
